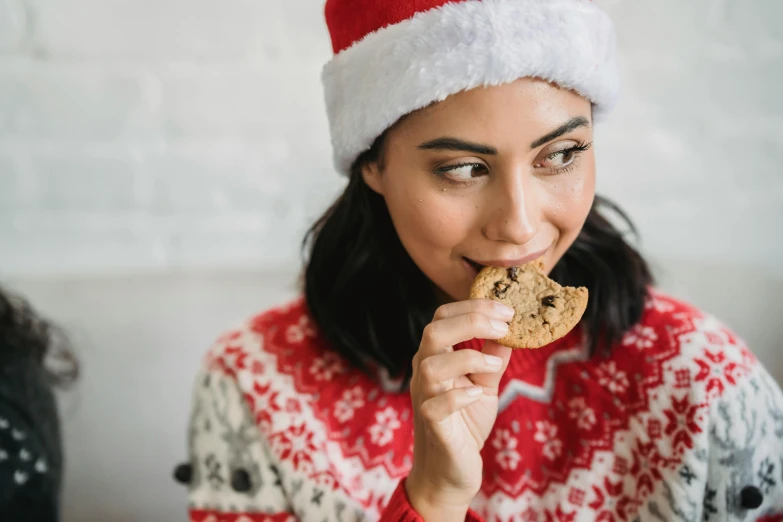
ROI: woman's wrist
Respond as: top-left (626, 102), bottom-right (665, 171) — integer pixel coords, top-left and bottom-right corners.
top-left (404, 473), bottom-right (474, 522)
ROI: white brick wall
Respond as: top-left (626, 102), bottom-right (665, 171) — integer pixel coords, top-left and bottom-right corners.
top-left (0, 0), bottom-right (781, 277)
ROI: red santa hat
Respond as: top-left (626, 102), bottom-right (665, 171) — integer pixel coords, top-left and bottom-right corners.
top-left (321, 0), bottom-right (619, 176)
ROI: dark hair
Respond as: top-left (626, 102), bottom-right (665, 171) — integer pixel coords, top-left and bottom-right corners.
top-left (303, 133), bottom-right (653, 384)
top-left (0, 286), bottom-right (79, 387)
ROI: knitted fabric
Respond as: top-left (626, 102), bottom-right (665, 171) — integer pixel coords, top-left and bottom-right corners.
top-left (184, 291), bottom-right (783, 521)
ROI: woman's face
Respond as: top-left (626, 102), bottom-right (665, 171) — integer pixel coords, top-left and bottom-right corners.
top-left (362, 78), bottom-right (596, 302)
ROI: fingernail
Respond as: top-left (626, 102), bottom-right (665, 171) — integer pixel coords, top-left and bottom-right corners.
top-left (466, 386), bottom-right (483, 396)
top-left (493, 302), bottom-right (515, 319)
top-left (489, 319), bottom-right (509, 335)
top-left (484, 354), bottom-right (503, 367)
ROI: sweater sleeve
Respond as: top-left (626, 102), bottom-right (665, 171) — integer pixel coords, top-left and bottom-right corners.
top-left (384, 478), bottom-right (485, 522)
top-left (700, 363), bottom-right (783, 521)
top-left (184, 366), bottom-right (484, 522)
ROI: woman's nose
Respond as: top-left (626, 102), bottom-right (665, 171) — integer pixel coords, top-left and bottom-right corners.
top-left (481, 172), bottom-right (538, 245)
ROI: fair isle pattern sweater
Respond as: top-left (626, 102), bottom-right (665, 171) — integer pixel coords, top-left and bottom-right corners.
top-left (185, 291), bottom-right (783, 522)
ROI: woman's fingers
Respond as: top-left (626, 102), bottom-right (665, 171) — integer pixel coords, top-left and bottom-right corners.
top-left (413, 300), bottom-right (514, 369)
top-left (419, 386), bottom-right (485, 427)
top-left (469, 340), bottom-right (513, 391)
top-left (432, 299), bottom-right (514, 322)
top-left (418, 348), bottom-right (504, 397)
top-left (419, 312), bottom-right (509, 355)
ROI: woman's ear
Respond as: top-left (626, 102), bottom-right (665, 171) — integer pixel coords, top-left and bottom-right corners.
top-left (361, 161), bottom-right (384, 196)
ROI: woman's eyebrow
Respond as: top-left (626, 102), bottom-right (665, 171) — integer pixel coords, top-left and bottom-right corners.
top-left (417, 116), bottom-right (590, 154)
top-left (417, 137), bottom-right (497, 155)
top-left (530, 116), bottom-right (591, 149)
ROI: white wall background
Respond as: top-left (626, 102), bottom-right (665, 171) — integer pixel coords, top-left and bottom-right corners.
top-left (0, 0), bottom-right (782, 276)
top-left (0, 0), bottom-right (782, 521)
top-left (0, 0), bottom-right (337, 275)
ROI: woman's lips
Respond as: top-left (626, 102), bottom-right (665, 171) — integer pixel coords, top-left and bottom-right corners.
top-left (463, 258), bottom-right (484, 273)
top-left (462, 247), bottom-right (549, 276)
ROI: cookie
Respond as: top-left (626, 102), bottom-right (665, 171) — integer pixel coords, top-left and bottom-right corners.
top-left (469, 260), bottom-right (588, 349)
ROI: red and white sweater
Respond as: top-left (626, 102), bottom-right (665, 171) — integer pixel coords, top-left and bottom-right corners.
top-left (185, 290), bottom-right (783, 522)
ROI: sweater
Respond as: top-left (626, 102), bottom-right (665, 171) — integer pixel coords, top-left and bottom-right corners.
top-left (0, 349), bottom-right (63, 522)
top-left (181, 290), bottom-right (783, 521)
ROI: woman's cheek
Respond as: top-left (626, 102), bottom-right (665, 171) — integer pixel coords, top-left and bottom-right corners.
top-left (409, 195), bottom-right (471, 249)
top-left (545, 169), bottom-right (595, 227)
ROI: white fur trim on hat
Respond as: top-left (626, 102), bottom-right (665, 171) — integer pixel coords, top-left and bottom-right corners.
top-left (322, 0), bottom-right (619, 176)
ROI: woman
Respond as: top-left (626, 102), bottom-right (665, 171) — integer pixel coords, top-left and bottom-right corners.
top-left (0, 286), bottom-right (77, 521)
top-left (178, 0), bottom-right (783, 520)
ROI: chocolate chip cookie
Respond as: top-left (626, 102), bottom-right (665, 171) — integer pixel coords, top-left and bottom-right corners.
top-left (469, 260), bottom-right (588, 349)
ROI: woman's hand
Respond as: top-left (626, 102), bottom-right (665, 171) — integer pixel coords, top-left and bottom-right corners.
top-left (406, 299), bottom-right (514, 520)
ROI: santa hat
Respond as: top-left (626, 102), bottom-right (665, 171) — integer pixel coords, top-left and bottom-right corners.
top-left (321, 0), bottom-right (619, 176)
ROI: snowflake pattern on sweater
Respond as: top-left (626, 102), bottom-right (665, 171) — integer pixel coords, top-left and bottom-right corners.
top-left (184, 291), bottom-right (783, 521)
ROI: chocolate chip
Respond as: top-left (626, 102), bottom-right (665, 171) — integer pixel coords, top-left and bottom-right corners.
top-left (231, 468), bottom-right (252, 493)
top-left (507, 267), bottom-right (519, 282)
top-left (541, 295), bottom-right (556, 307)
top-left (740, 485), bottom-right (763, 509)
top-left (493, 281), bottom-right (509, 298)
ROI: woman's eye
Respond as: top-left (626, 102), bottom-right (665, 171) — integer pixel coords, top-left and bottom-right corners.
top-left (536, 142), bottom-right (591, 171)
top-left (544, 149), bottom-right (577, 168)
top-left (439, 163), bottom-right (487, 181)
